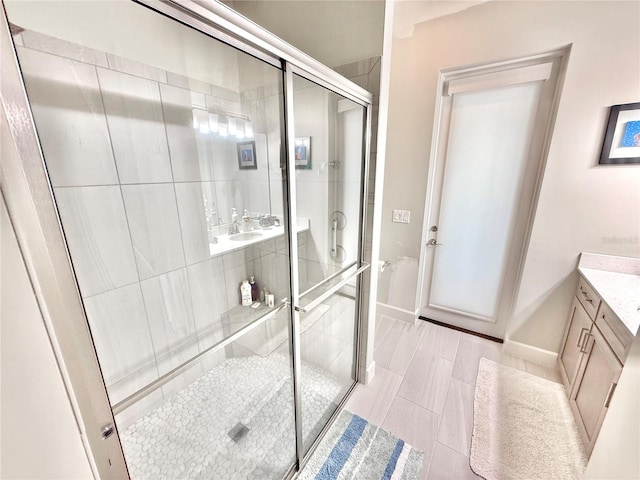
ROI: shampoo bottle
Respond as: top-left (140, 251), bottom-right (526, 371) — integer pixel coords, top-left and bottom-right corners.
top-left (241, 280), bottom-right (252, 306)
top-left (249, 276), bottom-right (258, 301)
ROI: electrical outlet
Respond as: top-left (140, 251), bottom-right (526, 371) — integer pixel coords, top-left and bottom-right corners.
top-left (392, 209), bottom-right (410, 224)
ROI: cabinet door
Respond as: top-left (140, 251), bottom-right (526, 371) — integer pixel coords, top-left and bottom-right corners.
top-left (570, 325), bottom-right (622, 455)
top-left (559, 297), bottom-right (592, 392)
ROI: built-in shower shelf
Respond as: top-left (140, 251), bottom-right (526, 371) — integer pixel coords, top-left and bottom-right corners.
top-left (221, 303), bottom-right (290, 357)
top-left (221, 300), bottom-right (328, 358)
top-left (223, 303), bottom-right (284, 332)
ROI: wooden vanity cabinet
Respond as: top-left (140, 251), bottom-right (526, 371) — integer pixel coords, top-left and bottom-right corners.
top-left (559, 297), bottom-right (593, 389)
top-left (569, 324), bottom-right (622, 454)
top-left (558, 275), bottom-right (629, 456)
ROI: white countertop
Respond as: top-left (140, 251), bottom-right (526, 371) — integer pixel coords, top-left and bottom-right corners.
top-left (578, 253), bottom-right (640, 335)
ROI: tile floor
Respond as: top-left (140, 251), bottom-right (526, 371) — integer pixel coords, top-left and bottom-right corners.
top-left (344, 314), bottom-right (562, 480)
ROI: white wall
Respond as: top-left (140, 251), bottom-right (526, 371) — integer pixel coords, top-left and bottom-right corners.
top-left (5, 0), bottom-right (241, 90)
top-left (223, 0), bottom-right (384, 68)
top-left (0, 198), bottom-right (94, 479)
top-left (380, 1), bottom-right (640, 351)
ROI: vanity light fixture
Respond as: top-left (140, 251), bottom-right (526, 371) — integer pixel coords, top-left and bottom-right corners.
top-left (192, 107), bottom-right (253, 139)
top-left (244, 120), bottom-right (253, 138)
top-left (208, 113), bottom-right (218, 133)
top-left (228, 117), bottom-right (237, 136)
top-left (191, 109), bottom-right (210, 134)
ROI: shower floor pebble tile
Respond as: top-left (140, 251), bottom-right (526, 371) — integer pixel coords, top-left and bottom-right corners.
top-left (120, 353), bottom-right (345, 480)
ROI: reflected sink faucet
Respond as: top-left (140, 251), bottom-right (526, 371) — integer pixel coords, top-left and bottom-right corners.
top-left (229, 220), bottom-right (240, 235)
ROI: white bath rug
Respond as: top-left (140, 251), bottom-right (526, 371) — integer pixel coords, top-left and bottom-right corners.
top-left (470, 358), bottom-right (587, 480)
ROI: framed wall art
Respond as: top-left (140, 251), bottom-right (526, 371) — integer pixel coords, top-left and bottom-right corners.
top-left (294, 137), bottom-right (311, 169)
top-left (599, 102), bottom-right (640, 165)
top-left (237, 140), bottom-right (257, 169)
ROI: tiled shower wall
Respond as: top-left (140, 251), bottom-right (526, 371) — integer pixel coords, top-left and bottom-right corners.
top-left (333, 57), bottom-right (381, 380)
top-left (291, 78), bottom-right (370, 290)
top-left (15, 30), bottom-right (292, 425)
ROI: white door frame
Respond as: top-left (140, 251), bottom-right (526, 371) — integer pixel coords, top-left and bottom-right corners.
top-left (415, 47), bottom-right (571, 339)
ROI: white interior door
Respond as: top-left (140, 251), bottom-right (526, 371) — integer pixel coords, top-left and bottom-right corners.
top-left (418, 53), bottom-right (567, 339)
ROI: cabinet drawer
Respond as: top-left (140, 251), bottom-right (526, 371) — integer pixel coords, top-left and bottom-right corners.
top-left (577, 277), bottom-right (600, 320)
top-left (595, 302), bottom-right (633, 364)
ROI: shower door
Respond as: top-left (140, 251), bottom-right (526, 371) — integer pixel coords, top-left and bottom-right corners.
top-left (3, 0), bottom-right (371, 477)
top-left (5, 1), bottom-right (298, 478)
top-left (284, 70), bottom-right (370, 457)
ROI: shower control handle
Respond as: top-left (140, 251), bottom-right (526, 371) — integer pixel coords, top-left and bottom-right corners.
top-left (427, 238), bottom-right (443, 246)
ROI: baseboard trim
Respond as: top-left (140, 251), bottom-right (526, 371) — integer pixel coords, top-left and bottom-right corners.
top-left (376, 302), bottom-right (417, 324)
top-left (503, 338), bottom-right (558, 367)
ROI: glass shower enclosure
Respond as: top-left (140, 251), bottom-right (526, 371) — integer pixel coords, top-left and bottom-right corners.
top-left (1, 0), bottom-right (371, 478)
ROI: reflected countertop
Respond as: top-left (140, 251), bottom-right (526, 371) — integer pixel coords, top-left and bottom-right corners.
top-left (208, 218), bottom-right (309, 257)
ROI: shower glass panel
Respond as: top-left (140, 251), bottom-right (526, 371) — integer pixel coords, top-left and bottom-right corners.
top-left (290, 74), bottom-right (366, 453)
top-left (7, 1), bottom-right (295, 477)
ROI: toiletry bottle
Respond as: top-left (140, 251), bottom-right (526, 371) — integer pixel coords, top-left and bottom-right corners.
top-left (241, 280), bottom-right (252, 306)
top-left (249, 276), bottom-right (258, 301)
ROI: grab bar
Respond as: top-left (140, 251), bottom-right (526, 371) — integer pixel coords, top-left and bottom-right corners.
top-left (295, 262), bottom-right (369, 314)
top-left (299, 260), bottom-right (357, 299)
top-left (331, 218), bottom-right (338, 258)
top-left (112, 301), bottom-right (288, 415)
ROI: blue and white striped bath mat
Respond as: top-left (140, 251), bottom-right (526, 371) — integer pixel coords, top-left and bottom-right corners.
top-left (299, 411), bottom-right (424, 480)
